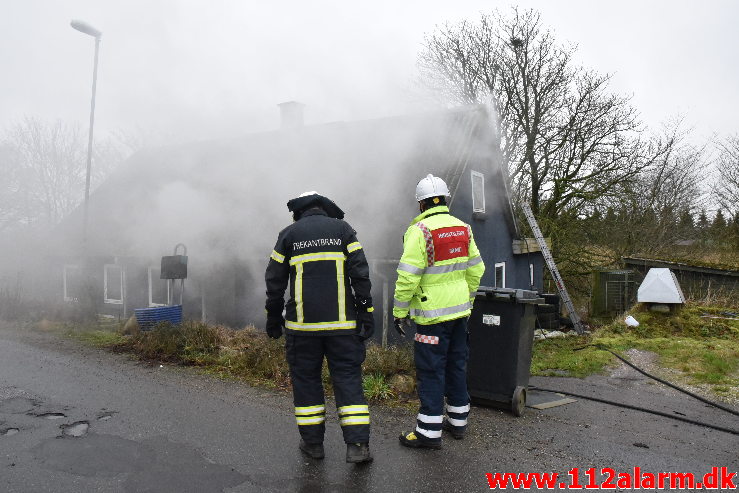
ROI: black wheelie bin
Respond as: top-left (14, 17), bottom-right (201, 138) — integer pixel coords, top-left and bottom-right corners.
top-left (467, 286), bottom-right (543, 416)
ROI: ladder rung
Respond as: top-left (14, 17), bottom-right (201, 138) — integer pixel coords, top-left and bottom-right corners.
top-left (522, 203), bottom-right (585, 334)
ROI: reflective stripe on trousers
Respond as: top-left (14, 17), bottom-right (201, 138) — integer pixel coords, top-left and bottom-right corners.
top-left (295, 403), bottom-right (326, 426)
top-left (338, 404), bottom-right (370, 426)
top-left (445, 402), bottom-right (470, 428)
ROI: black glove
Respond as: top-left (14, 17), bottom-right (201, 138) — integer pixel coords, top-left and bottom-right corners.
top-left (394, 317), bottom-right (411, 337)
top-left (355, 297), bottom-right (375, 341)
top-left (357, 310), bottom-right (375, 340)
top-left (266, 315), bottom-right (284, 339)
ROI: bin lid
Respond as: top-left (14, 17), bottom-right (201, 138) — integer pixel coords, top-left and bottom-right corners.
top-left (475, 286), bottom-right (543, 304)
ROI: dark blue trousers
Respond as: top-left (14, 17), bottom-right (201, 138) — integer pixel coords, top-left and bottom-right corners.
top-left (414, 316), bottom-right (471, 442)
top-left (286, 334), bottom-right (370, 444)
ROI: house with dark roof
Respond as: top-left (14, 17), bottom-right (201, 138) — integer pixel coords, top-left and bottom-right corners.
top-left (47, 104), bottom-right (544, 344)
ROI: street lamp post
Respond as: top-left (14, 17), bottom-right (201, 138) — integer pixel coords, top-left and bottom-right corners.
top-left (70, 19), bottom-right (102, 246)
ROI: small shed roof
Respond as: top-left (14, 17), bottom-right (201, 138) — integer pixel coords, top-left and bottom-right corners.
top-left (623, 256), bottom-right (739, 277)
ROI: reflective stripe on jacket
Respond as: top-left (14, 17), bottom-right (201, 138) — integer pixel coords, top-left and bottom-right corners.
top-left (265, 209), bottom-right (372, 336)
top-left (392, 205), bottom-right (485, 325)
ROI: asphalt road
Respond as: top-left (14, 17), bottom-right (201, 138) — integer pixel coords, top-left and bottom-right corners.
top-left (1, 324), bottom-right (737, 492)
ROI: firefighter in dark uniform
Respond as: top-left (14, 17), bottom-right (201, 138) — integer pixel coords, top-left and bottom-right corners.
top-left (265, 191), bottom-right (374, 463)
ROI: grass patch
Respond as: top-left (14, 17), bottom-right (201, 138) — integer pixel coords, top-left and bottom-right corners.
top-left (364, 344), bottom-right (414, 379)
top-left (532, 300), bottom-right (739, 396)
top-left (128, 323), bottom-right (292, 388)
top-left (596, 335), bottom-right (739, 385)
top-left (67, 329), bottom-right (127, 348)
top-left (131, 322), bottom-right (223, 363)
top-left (599, 303), bottom-right (739, 339)
top-left (362, 373), bottom-right (396, 401)
top-left (59, 317), bottom-right (128, 348)
top-left (65, 320), bottom-right (417, 402)
top-left (531, 337), bottom-right (613, 377)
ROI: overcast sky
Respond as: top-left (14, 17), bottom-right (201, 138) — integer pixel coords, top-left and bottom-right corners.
top-left (1, 0), bottom-right (737, 145)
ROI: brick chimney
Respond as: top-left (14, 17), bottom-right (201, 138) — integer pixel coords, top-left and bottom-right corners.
top-left (278, 101), bottom-right (305, 130)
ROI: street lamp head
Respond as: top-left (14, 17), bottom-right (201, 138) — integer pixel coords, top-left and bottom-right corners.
top-left (70, 19), bottom-right (102, 39)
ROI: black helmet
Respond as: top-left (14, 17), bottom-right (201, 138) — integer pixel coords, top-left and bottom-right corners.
top-left (287, 191), bottom-right (345, 220)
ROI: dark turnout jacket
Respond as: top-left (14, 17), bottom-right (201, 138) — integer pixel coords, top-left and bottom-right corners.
top-left (265, 209), bottom-right (372, 336)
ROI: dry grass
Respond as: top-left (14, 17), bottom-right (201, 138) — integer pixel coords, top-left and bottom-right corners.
top-left (364, 344), bottom-right (414, 379)
top-left (600, 302), bottom-right (739, 339)
top-left (71, 321), bottom-right (417, 400)
top-left (124, 323), bottom-right (291, 388)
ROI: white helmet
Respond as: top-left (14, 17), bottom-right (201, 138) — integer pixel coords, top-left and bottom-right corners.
top-left (415, 174), bottom-right (450, 202)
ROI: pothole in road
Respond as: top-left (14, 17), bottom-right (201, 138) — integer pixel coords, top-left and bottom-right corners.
top-left (0, 397), bottom-right (38, 414)
top-left (1, 428), bottom-right (20, 437)
top-left (97, 411), bottom-right (117, 421)
top-left (61, 421), bottom-right (89, 438)
top-left (35, 413), bottom-right (67, 420)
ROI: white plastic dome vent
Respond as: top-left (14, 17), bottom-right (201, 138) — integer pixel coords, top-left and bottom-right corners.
top-left (637, 268), bottom-right (686, 304)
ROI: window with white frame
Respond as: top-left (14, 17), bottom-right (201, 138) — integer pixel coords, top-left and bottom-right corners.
top-left (63, 265), bottom-right (82, 302)
top-left (471, 171), bottom-right (485, 213)
top-left (494, 262), bottom-right (506, 288)
top-left (148, 266), bottom-right (169, 307)
top-left (104, 264), bottom-right (124, 304)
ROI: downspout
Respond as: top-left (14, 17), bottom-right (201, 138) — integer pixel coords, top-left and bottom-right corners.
top-left (369, 259), bottom-right (400, 348)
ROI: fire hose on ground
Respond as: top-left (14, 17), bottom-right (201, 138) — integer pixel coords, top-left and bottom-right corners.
top-left (529, 345), bottom-right (739, 436)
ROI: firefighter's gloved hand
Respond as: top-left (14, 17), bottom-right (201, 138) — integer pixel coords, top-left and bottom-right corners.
top-left (266, 316), bottom-right (284, 339)
top-left (355, 297), bottom-right (375, 340)
top-left (394, 317), bottom-right (411, 337)
top-left (357, 310), bottom-right (375, 340)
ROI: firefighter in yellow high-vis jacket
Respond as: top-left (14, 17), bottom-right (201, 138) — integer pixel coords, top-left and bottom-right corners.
top-left (393, 175), bottom-right (485, 449)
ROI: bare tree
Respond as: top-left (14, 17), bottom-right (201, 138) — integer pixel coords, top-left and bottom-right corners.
top-left (596, 122), bottom-right (707, 259)
top-left (417, 8), bottom-right (674, 225)
top-left (0, 145), bottom-right (21, 231)
top-left (0, 117), bottom-right (126, 232)
top-left (714, 135), bottom-right (739, 216)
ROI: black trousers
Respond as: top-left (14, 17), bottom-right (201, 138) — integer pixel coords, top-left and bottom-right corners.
top-left (286, 334), bottom-right (370, 444)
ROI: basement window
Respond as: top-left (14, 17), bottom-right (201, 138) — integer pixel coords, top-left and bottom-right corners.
top-left (494, 262), bottom-right (506, 288)
top-left (104, 264), bottom-right (124, 305)
top-left (63, 265), bottom-right (82, 302)
top-left (148, 266), bottom-right (169, 307)
top-left (471, 171), bottom-right (485, 213)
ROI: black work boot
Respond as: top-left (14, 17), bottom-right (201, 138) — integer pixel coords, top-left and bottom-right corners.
top-left (442, 419), bottom-right (466, 440)
top-left (346, 443), bottom-right (373, 463)
top-left (299, 439), bottom-right (325, 460)
top-left (398, 431), bottom-right (442, 450)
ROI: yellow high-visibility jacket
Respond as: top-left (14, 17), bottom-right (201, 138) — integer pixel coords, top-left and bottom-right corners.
top-left (392, 205), bottom-right (485, 325)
